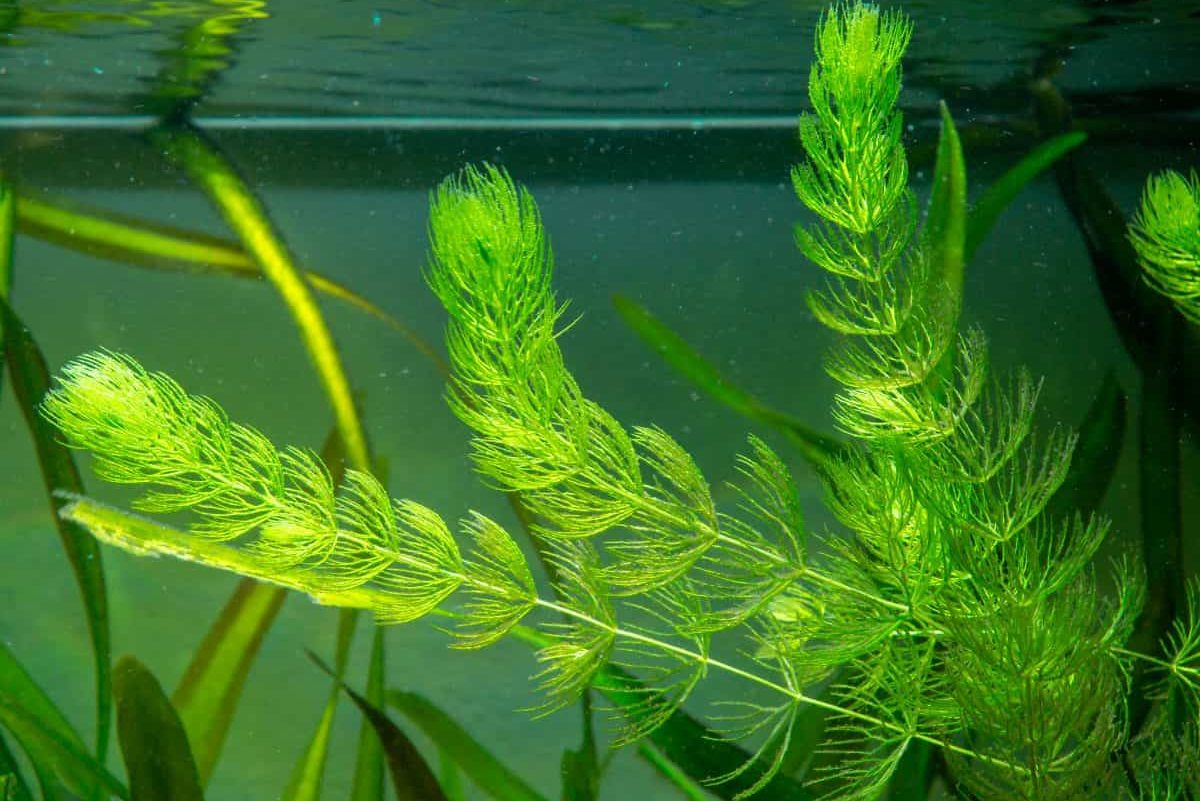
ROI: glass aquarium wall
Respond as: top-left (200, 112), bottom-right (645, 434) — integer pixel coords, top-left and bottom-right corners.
top-left (1, 2), bottom-right (1198, 800)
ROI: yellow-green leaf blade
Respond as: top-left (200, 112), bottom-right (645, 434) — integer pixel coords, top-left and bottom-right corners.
top-left (172, 579), bottom-right (288, 787)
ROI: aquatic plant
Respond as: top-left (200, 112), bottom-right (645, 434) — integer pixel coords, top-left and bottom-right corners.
top-left (1131, 168), bottom-right (1200, 323)
top-left (30, 3), bottom-right (1200, 799)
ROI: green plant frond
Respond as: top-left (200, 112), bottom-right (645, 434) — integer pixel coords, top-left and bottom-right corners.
top-left (425, 162), bottom-right (553, 333)
top-left (806, 265), bottom-right (918, 339)
top-left (767, 564), bottom-right (910, 685)
top-left (679, 437), bottom-right (808, 635)
top-left (958, 515), bottom-right (1112, 609)
top-left (910, 368), bottom-right (1041, 485)
top-left (429, 165), bottom-right (737, 592)
top-left (822, 302), bottom-right (950, 392)
top-left (807, 644), bottom-right (938, 801)
top-left (822, 451), bottom-right (947, 597)
top-left (1129, 169), bottom-right (1200, 322)
top-left (43, 350), bottom-right (282, 538)
top-left (792, 3), bottom-right (911, 236)
top-left (942, 576), bottom-right (1126, 801)
top-left (1131, 773), bottom-right (1191, 801)
top-left (706, 625), bottom-right (804, 799)
top-left (429, 164), bottom-right (646, 541)
top-left (633, 440), bottom-right (799, 629)
top-left (829, 326), bottom-right (989, 444)
top-left (732, 436), bottom-right (806, 553)
top-left (602, 589), bottom-right (712, 746)
top-left (1135, 721), bottom-right (1200, 799)
top-left (1102, 554), bottom-right (1148, 654)
top-left (917, 424), bottom-right (1077, 546)
top-left (707, 700), bottom-right (800, 801)
top-left (533, 542), bottom-right (616, 715)
top-left (454, 512), bottom-right (538, 649)
top-left (793, 195), bottom-right (916, 287)
top-left (1155, 577), bottom-right (1200, 712)
top-left (42, 351), bottom-right (469, 626)
top-left (599, 425), bottom-right (720, 592)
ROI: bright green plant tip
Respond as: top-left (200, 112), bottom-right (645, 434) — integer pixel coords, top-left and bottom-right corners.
top-left (1130, 168), bottom-right (1200, 322)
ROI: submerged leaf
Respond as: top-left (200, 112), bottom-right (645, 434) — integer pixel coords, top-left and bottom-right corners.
top-left (172, 579), bottom-right (287, 786)
top-left (114, 656), bottom-right (204, 801)
top-left (964, 131), bottom-right (1087, 262)
top-left (0, 643), bottom-right (127, 800)
top-left (309, 654), bottom-right (448, 801)
top-left (387, 691), bottom-right (549, 801)
top-left (0, 297), bottom-right (112, 770)
top-left (612, 293), bottom-right (842, 470)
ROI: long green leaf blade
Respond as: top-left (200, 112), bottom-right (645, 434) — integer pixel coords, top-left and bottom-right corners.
top-left (0, 643), bottom-right (127, 800)
top-left (114, 656), bottom-right (205, 801)
top-left (0, 730), bottom-right (34, 801)
top-left (148, 122), bottom-right (372, 472)
top-left (0, 297), bottom-right (112, 770)
top-left (349, 627), bottom-right (386, 801)
top-left (612, 293), bottom-right (842, 470)
top-left (922, 101), bottom-right (968, 329)
top-left (172, 579), bottom-right (288, 787)
top-left (387, 691), bottom-right (549, 801)
top-left (14, 194), bottom-right (445, 371)
top-left (314, 658), bottom-right (448, 801)
top-left (284, 610), bottom-right (360, 801)
top-left (964, 132), bottom-right (1087, 262)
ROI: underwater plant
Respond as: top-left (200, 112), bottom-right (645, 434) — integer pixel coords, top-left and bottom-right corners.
top-left (5, 2), bottom-right (1199, 800)
top-left (1131, 169), bottom-right (1200, 324)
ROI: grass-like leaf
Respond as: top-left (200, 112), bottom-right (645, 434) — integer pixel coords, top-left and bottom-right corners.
top-left (0, 297), bottom-right (112, 771)
top-left (350, 628), bottom-right (387, 801)
top-left (13, 193), bottom-right (445, 371)
top-left (172, 580), bottom-right (287, 787)
top-left (284, 610), bottom-right (359, 801)
top-left (148, 121), bottom-right (372, 472)
top-left (113, 656), bottom-right (204, 801)
top-left (309, 653), bottom-right (449, 801)
top-left (964, 131), bottom-right (1087, 262)
top-left (611, 293), bottom-right (842, 470)
top-left (0, 642), bottom-right (127, 800)
top-left (387, 691), bottom-right (549, 801)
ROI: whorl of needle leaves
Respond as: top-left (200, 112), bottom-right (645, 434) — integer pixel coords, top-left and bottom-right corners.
top-left (41, 350), bottom-right (537, 640)
top-left (1130, 168), bottom-right (1200, 323)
